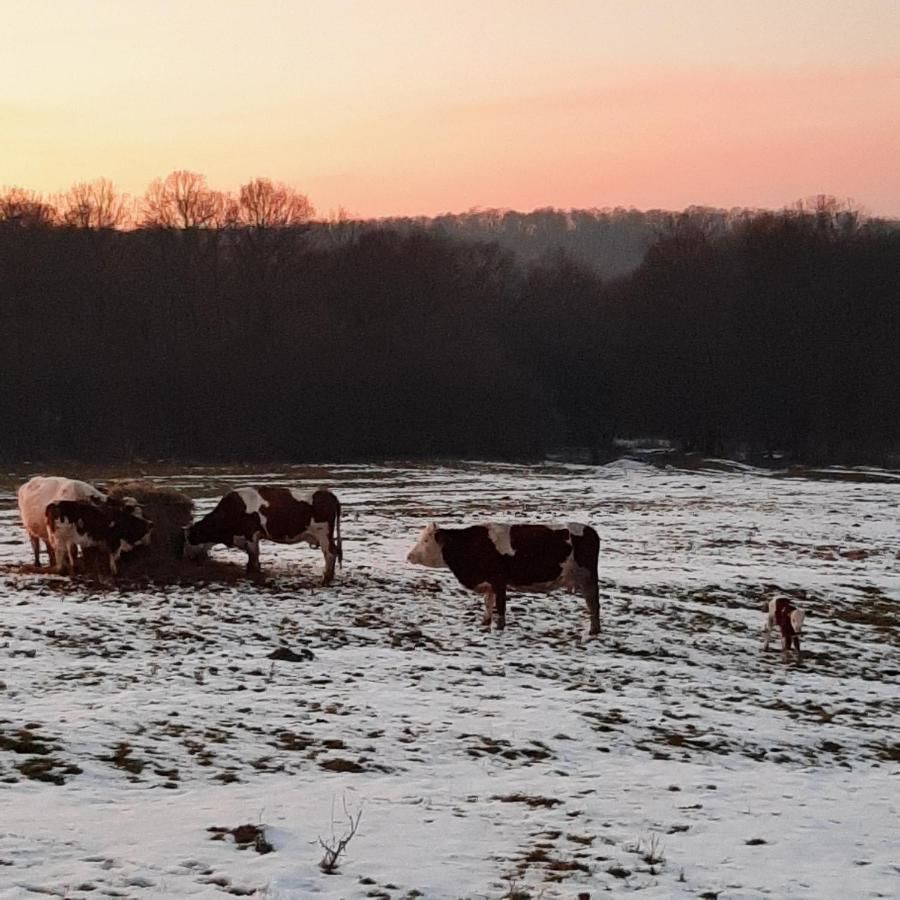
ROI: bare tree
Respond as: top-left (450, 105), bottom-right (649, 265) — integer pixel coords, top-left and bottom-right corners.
top-left (324, 206), bottom-right (360, 247)
top-left (57, 178), bottom-right (132, 229)
top-left (791, 194), bottom-right (863, 237)
top-left (234, 177), bottom-right (314, 228)
top-left (141, 170), bottom-right (226, 228)
top-left (0, 187), bottom-right (57, 227)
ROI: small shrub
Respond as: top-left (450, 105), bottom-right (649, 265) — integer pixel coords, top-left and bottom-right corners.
top-left (318, 796), bottom-right (363, 874)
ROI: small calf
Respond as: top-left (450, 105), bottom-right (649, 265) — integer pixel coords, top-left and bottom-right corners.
top-left (763, 596), bottom-right (805, 661)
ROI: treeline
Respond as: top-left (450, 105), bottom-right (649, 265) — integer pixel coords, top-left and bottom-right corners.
top-left (0, 176), bottom-right (897, 465)
top-left (0, 172), bottom-right (789, 278)
top-left (352, 207), bottom-right (670, 278)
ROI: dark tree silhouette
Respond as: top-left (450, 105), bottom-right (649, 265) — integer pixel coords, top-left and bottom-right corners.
top-left (0, 177), bottom-right (896, 465)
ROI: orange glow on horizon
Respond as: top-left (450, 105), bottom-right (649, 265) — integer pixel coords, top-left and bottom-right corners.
top-left (2, 1), bottom-right (898, 218)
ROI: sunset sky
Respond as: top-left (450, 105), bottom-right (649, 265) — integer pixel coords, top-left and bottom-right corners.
top-left (3, 0), bottom-right (898, 218)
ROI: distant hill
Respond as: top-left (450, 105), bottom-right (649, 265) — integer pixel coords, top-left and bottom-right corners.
top-left (309, 206), bottom-right (899, 281)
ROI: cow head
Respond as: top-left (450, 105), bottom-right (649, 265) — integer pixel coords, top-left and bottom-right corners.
top-left (111, 510), bottom-right (153, 554)
top-left (406, 523), bottom-right (446, 568)
top-left (120, 496), bottom-right (144, 517)
top-left (182, 523), bottom-right (212, 560)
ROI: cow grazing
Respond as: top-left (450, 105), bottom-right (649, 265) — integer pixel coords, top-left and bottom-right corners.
top-left (18, 476), bottom-right (106, 566)
top-left (763, 596), bottom-right (805, 661)
top-left (46, 500), bottom-right (152, 576)
top-left (406, 522), bottom-right (601, 635)
top-left (183, 486), bottom-right (342, 583)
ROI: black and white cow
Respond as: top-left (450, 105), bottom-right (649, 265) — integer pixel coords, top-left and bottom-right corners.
top-left (407, 522), bottom-right (600, 635)
top-left (46, 500), bottom-right (152, 576)
top-left (183, 486), bottom-right (342, 583)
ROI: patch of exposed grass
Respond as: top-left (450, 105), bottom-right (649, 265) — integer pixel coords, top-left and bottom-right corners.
top-left (100, 742), bottom-right (147, 775)
top-left (15, 756), bottom-right (82, 785)
top-left (0, 726), bottom-right (55, 755)
top-left (492, 793), bottom-right (563, 809)
top-left (319, 757), bottom-right (366, 773)
top-left (208, 823), bottom-right (273, 854)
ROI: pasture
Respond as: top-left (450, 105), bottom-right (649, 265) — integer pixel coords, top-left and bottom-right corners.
top-left (1, 461), bottom-right (898, 899)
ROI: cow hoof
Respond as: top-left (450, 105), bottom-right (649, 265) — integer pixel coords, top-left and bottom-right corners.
top-left (582, 630), bottom-right (600, 643)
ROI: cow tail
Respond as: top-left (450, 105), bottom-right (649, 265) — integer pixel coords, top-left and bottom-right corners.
top-left (335, 502), bottom-right (343, 568)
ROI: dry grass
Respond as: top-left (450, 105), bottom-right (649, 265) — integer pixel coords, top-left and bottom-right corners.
top-left (106, 479), bottom-right (193, 558)
top-left (208, 823), bottom-right (274, 854)
top-left (318, 796), bottom-right (363, 874)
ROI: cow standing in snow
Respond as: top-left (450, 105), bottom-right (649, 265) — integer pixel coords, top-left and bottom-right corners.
top-left (763, 596), bottom-right (805, 661)
top-left (406, 522), bottom-right (601, 635)
top-left (183, 486), bottom-right (342, 583)
top-left (18, 476), bottom-right (107, 566)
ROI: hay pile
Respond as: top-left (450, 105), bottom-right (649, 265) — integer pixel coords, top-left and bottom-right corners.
top-left (106, 480), bottom-right (194, 553)
top-left (106, 480), bottom-right (195, 578)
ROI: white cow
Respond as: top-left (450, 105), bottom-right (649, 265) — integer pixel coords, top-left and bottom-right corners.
top-left (17, 476), bottom-right (106, 566)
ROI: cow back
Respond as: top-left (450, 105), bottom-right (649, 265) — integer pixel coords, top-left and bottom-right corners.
top-left (506, 524), bottom-right (573, 586)
top-left (47, 499), bottom-right (112, 540)
top-left (19, 476), bottom-right (105, 537)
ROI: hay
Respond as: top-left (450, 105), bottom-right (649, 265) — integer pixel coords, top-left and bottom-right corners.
top-left (111, 555), bottom-right (258, 586)
top-left (1, 557), bottom-right (272, 588)
top-left (105, 480), bottom-right (194, 575)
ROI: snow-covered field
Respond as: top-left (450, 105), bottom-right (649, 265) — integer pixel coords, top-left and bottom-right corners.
top-left (1, 461), bottom-right (898, 900)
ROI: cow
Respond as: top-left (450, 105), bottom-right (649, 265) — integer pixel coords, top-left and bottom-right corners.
top-left (763, 596), bottom-right (805, 661)
top-left (183, 486), bottom-right (342, 584)
top-left (45, 500), bottom-right (152, 576)
top-left (18, 476), bottom-right (106, 566)
top-left (406, 522), bottom-right (601, 636)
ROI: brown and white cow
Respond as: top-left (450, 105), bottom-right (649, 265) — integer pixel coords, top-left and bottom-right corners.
top-left (763, 596), bottom-right (805, 661)
top-left (406, 522), bottom-right (601, 636)
top-left (46, 500), bottom-right (152, 576)
top-left (18, 476), bottom-right (107, 566)
top-left (183, 486), bottom-right (342, 583)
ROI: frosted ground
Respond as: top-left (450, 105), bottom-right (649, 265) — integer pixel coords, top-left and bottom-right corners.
top-left (0, 461), bottom-right (898, 900)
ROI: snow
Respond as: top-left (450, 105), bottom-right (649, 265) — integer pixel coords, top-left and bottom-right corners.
top-left (1, 461), bottom-right (898, 899)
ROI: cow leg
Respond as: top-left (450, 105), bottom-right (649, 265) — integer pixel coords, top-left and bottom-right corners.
top-left (781, 629), bottom-right (791, 662)
top-left (582, 577), bottom-right (601, 637)
top-left (794, 635), bottom-right (802, 663)
top-left (321, 536), bottom-right (336, 586)
top-left (481, 588), bottom-right (495, 628)
top-left (44, 540), bottom-right (56, 568)
top-left (494, 583), bottom-right (507, 631)
top-left (245, 539), bottom-right (261, 574)
top-left (30, 536), bottom-right (41, 566)
top-left (55, 541), bottom-right (72, 575)
top-left (108, 553), bottom-right (118, 577)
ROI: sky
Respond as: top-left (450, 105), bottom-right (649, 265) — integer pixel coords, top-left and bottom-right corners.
top-left (2, 0), bottom-right (898, 218)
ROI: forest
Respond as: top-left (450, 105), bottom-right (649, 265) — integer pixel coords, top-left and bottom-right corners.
top-left (0, 175), bottom-right (897, 465)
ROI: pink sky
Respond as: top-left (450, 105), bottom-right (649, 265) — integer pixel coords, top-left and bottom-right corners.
top-left (2, 0), bottom-right (898, 217)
